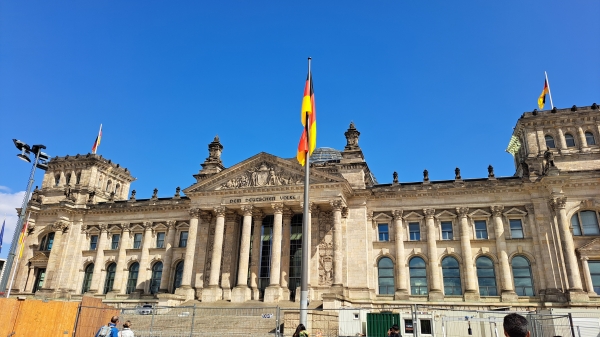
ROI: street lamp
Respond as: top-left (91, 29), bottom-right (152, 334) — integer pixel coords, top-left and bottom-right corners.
top-left (0, 139), bottom-right (49, 296)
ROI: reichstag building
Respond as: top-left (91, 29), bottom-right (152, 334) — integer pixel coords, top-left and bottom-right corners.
top-left (9, 104), bottom-right (600, 310)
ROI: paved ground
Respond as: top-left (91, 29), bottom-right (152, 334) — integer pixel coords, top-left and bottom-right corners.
top-left (180, 299), bottom-right (324, 309)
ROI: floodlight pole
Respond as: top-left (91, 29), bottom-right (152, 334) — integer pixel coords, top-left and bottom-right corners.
top-left (0, 147), bottom-right (44, 295)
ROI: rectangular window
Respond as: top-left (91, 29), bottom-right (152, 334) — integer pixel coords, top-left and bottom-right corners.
top-left (404, 320), bottom-right (414, 334)
top-left (90, 235), bottom-right (98, 250)
top-left (409, 223), bottom-right (420, 241)
top-left (111, 234), bottom-right (120, 250)
top-left (179, 231), bottom-right (188, 248)
top-left (509, 219), bottom-right (524, 239)
top-left (156, 232), bottom-right (166, 248)
top-left (378, 224), bottom-right (389, 241)
top-left (475, 220), bottom-right (488, 239)
top-left (588, 261), bottom-right (600, 294)
top-left (133, 233), bottom-right (142, 249)
top-left (572, 215), bottom-right (582, 236)
top-left (441, 221), bottom-right (453, 240)
top-left (420, 319), bottom-right (432, 335)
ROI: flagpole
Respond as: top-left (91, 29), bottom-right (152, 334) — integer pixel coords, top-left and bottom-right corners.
top-left (545, 71), bottom-right (554, 109)
top-left (6, 212), bottom-right (31, 298)
top-left (300, 57), bottom-right (311, 326)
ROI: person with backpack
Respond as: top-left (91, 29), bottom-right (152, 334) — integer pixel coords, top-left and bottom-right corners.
top-left (95, 316), bottom-right (120, 337)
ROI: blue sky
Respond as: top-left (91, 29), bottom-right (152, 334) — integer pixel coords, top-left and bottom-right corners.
top-left (1, 1), bottom-right (599, 258)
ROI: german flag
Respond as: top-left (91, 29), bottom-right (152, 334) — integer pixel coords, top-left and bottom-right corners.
top-left (538, 79), bottom-right (549, 110)
top-left (18, 220), bottom-right (28, 258)
top-left (92, 124), bottom-right (102, 154)
top-left (297, 71), bottom-right (316, 166)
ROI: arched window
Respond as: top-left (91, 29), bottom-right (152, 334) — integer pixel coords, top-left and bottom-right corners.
top-left (65, 173), bottom-right (71, 185)
top-left (378, 257), bottom-right (395, 295)
top-left (106, 180), bottom-right (112, 192)
top-left (172, 261), bottom-right (184, 293)
top-left (588, 261), bottom-right (600, 294)
top-left (586, 132), bottom-right (596, 146)
top-left (476, 256), bottom-right (498, 296)
top-left (571, 211), bottom-right (600, 236)
top-left (442, 256), bottom-right (462, 295)
top-left (39, 232), bottom-right (55, 251)
top-left (150, 262), bottom-right (163, 294)
top-left (409, 257), bottom-right (428, 295)
top-left (545, 135), bottom-right (556, 148)
top-left (565, 133), bottom-right (576, 147)
top-left (512, 256), bottom-right (534, 296)
top-left (126, 263), bottom-right (139, 294)
top-left (103, 263), bottom-right (116, 294)
top-left (75, 172), bottom-right (81, 185)
top-left (55, 174), bottom-right (61, 186)
top-left (115, 183), bottom-right (121, 195)
top-left (81, 263), bottom-right (94, 294)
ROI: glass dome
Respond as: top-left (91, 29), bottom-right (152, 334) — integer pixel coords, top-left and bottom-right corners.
top-left (310, 147), bottom-right (342, 164)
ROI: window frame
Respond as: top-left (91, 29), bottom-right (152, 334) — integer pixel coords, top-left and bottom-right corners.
top-left (440, 221), bottom-right (453, 240)
top-left (571, 210), bottom-right (600, 236)
top-left (511, 255), bottom-right (535, 296)
top-left (441, 256), bottom-right (462, 296)
top-left (81, 263), bottom-right (94, 294)
top-left (179, 231), bottom-right (188, 248)
top-left (508, 218), bottom-right (524, 239)
top-left (172, 261), bottom-right (184, 293)
top-left (150, 262), bottom-right (163, 294)
top-left (103, 263), bottom-right (117, 294)
top-left (474, 220), bottom-right (489, 239)
top-left (588, 260), bottom-right (600, 294)
top-left (90, 235), bottom-right (99, 251)
top-left (126, 262), bottom-right (139, 294)
top-left (408, 222), bottom-right (421, 241)
top-left (409, 256), bottom-right (428, 295)
top-left (110, 233), bottom-right (120, 250)
top-left (156, 232), bottom-right (166, 248)
top-left (40, 232), bottom-right (55, 251)
top-left (378, 223), bottom-right (390, 242)
top-left (585, 131), bottom-right (596, 146)
top-left (564, 133), bottom-right (576, 147)
top-left (476, 256), bottom-right (498, 296)
top-left (377, 257), bottom-right (395, 295)
top-left (545, 135), bottom-right (556, 149)
top-left (133, 233), bottom-right (143, 249)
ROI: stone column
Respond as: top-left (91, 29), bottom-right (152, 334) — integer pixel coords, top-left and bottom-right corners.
top-left (90, 224), bottom-right (108, 293)
top-left (457, 208), bottom-right (478, 300)
top-left (110, 223), bottom-right (131, 295)
top-left (25, 267), bottom-right (36, 293)
top-left (158, 221), bottom-right (177, 293)
top-left (525, 204), bottom-right (547, 292)
top-left (393, 210), bottom-right (408, 299)
top-left (136, 221), bottom-right (154, 293)
top-left (581, 257), bottom-right (596, 295)
top-left (265, 203), bottom-right (284, 302)
top-left (424, 209), bottom-right (443, 300)
top-left (331, 200), bottom-right (344, 291)
top-left (280, 208), bottom-right (293, 300)
top-left (249, 210), bottom-right (264, 300)
top-left (202, 206), bottom-right (226, 302)
top-left (44, 221), bottom-right (70, 292)
top-left (557, 128), bottom-right (567, 151)
top-left (552, 197), bottom-right (587, 301)
top-left (577, 126), bottom-right (588, 149)
top-left (491, 206), bottom-right (517, 301)
top-left (175, 209), bottom-right (200, 300)
top-left (232, 205), bottom-right (254, 302)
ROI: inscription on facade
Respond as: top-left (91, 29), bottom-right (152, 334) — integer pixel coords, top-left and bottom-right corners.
top-left (224, 194), bottom-right (301, 204)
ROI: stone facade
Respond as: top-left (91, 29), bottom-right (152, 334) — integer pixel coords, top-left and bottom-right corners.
top-left (8, 105), bottom-right (600, 309)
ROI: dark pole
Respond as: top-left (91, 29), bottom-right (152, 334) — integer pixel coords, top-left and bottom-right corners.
top-left (299, 57), bottom-right (312, 326)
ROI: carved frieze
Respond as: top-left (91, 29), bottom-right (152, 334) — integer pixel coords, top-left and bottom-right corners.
top-left (318, 211), bottom-right (334, 286)
top-left (218, 162), bottom-right (304, 190)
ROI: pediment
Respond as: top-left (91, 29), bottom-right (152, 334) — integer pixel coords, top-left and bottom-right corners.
top-left (403, 211), bottom-right (423, 220)
top-left (373, 213), bottom-right (393, 221)
top-left (503, 207), bottom-right (527, 216)
top-left (578, 238), bottom-right (600, 252)
top-left (29, 251), bottom-right (49, 263)
top-left (469, 209), bottom-right (491, 218)
top-left (435, 210), bottom-right (457, 219)
top-left (184, 152), bottom-right (347, 193)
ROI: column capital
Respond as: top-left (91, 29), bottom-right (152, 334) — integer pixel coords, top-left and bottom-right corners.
top-left (330, 200), bottom-right (344, 211)
top-left (550, 196), bottom-right (567, 211)
top-left (142, 221), bottom-right (153, 230)
top-left (271, 202), bottom-right (285, 214)
top-left (252, 209), bottom-right (264, 221)
top-left (423, 208), bottom-right (436, 219)
top-left (490, 205), bottom-right (504, 217)
top-left (53, 220), bottom-right (70, 233)
top-left (283, 207), bottom-right (294, 219)
top-left (341, 207), bottom-right (349, 219)
top-left (214, 206), bottom-right (227, 217)
top-left (241, 205), bottom-right (254, 217)
top-left (121, 222), bottom-right (131, 232)
top-left (392, 209), bottom-right (403, 220)
top-left (189, 208), bottom-right (201, 218)
top-left (166, 220), bottom-right (177, 229)
top-left (581, 256), bottom-right (589, 261)
top-left (367, 210), bottom-right (374, 221)
top-left (456, 207), bottom-right (469, 218)
top-left (525, 204), bottom-right (535, 214)
top-left (97, 223), bottom-right (108, 233)
top-left (300, 201), bottom-right (315, 213)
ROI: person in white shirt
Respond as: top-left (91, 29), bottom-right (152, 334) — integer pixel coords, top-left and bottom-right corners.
top-left (118, 321), bottom-right (135, 337)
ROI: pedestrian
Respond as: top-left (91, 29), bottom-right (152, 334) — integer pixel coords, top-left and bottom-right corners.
top-left (293, 324), bottom-right (309, 337)
top-left (94, 316), bottom-right (119, 337)
top-left (118, 320), bottom-right (134, 337)
top-left (390, 324), bottom-right (400, 337)
top-left (503, 313), bottom-right (530, 337)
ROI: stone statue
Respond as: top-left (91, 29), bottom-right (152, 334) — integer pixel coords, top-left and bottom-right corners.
top-left (64, 184), bottom-right (72, 199)
top-left (455, 167), bottom-right (461, 180)
top-left (108, 191), bottom-right (115, 202)
top-left (87, 191), bottom-right (95, 204)
top-left (544, 147), bottom-right (555, 167)
top-left (344, 122), bottom-right (360, 151)
top-left (152, 188), bottom-right (158, 199)
top-left (174, 186), bottom-right (181, 198)
top-left (393, 171), bottom-right (398, 184)
top-left (488, 165), bottom-right (495, 178)
top-left (521, 161), bottom-right (530, 177)
top-left (130, 190), bottom-right (136, 200)
top-left (31, 186), bottom-right (43, 203)
top-left (423, 169), bottom-right (429, 182)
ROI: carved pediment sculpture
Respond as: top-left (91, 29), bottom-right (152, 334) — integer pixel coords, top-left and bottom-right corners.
top-left (217, 161), bottom-right (303, 190)
top-left (29, 251), bottom-right (49, 263)
top-left (577, 238), bottom-right (600, 253)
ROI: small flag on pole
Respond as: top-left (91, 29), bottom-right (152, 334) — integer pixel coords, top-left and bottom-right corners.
top-left (92, 124), bottom-right (103, 154)
top-left (538, 79), bottom-right (549, 110)
top-left (0, 220), bottom-right (5, 254)
top-left (297, 69), bottom-right (317, 166)
top-left (506, 135), bottom-right (522, 156)
top-left (18, 219), bottom-right (28, 258)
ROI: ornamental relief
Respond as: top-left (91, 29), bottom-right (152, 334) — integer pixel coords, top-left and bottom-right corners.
top-left (217, 162), bottom-right (304, 190)
top-left (318, 211), bottom-right (334, 286)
